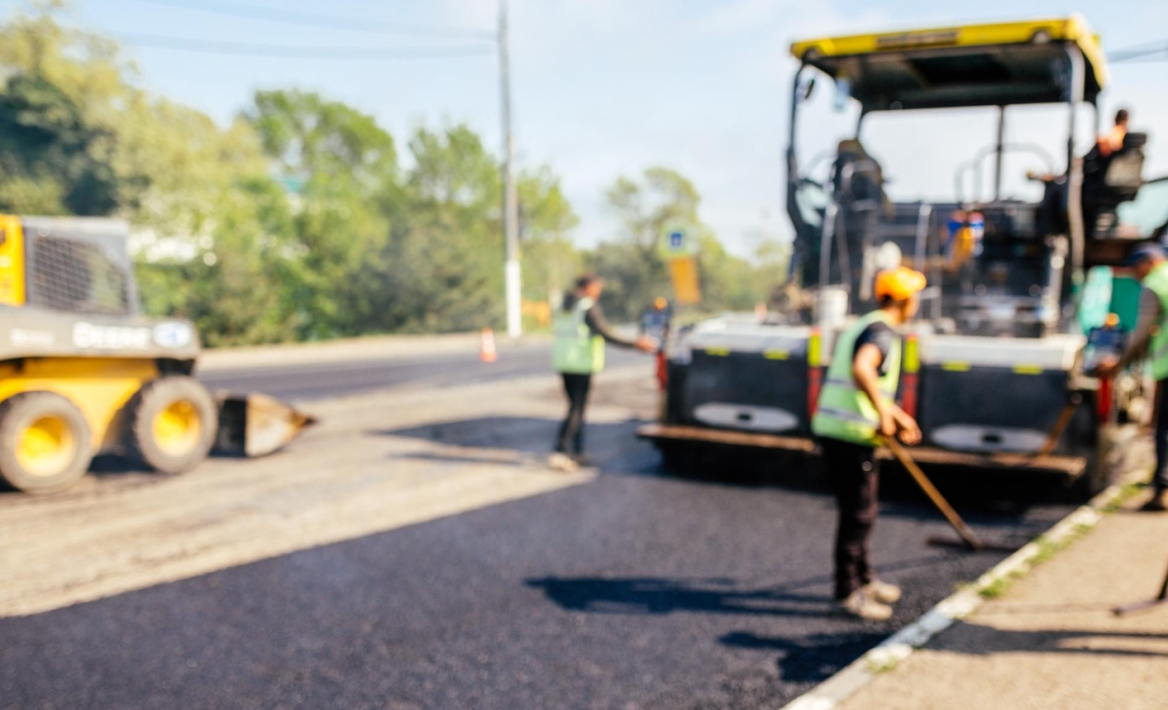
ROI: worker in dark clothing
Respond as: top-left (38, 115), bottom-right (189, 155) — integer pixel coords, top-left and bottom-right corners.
top-left (812, 267), bottom-right (926, 620)
top-left (1097, 108), bottom-right (1130, 159)
top-left (550, 275), bottom-right (657, 471)
top-left (639, 297), bottom-right (673, 342)
top-left (1096, 244), bottom-right (1168, 511)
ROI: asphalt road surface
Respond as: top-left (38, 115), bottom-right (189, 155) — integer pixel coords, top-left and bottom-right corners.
top-left (1, 357), bottom-right (1077, 710)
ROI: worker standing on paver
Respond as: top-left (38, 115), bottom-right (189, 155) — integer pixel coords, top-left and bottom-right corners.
top-left (639, 297), bottom-right (673, 342)
top-left (1097, 108), bottom-right (1130, 158)
top-left (550, 275), bottom-right (657, 472)
top-left (812, 267), bottom-right (926, 620)
top-left (1096, 244), bottom-right (1168, 511)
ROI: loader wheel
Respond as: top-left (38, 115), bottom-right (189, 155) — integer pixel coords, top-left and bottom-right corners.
top-left (128, 376), bottom-right (218, 474)
top-left (0, 392), bottom-right (92, 494)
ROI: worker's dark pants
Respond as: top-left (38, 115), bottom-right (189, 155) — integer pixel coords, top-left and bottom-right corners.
top-left (821, 438), bottom-right (880, 600)
top-left (555, 373), bottom-right (592, 455)
top-left (1154, 380), bottom-right (1168, 491)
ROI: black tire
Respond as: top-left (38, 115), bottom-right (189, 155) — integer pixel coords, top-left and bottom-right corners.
top-left (0, 392), bottom-right (93, 494)
top-left (127, 376), bottom-right (218, 475)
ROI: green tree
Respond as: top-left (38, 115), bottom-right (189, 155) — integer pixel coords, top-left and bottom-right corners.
top-left (244, 89), bottom-right (399, 339)
top-left (0, 73), bottom-right (117, 215)
top-left (0, 6), bottom-right (584, 344)
top-left (518, 167), bottom-right (580, 320)
top-left (380, 123), bottom-right (504, 332)
top-left (0, 5), bottom-right (304, 345)
top-left (596, 166), bottom-right (773, 320)
top-left (596, 167), bottom-right (701, 320)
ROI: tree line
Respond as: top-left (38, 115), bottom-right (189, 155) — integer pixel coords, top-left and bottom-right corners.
top-left (0, 7), bottom-right (785, 346)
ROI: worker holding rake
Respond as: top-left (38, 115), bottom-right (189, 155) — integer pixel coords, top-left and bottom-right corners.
top-left (812, 267), bottom-right (926, 621)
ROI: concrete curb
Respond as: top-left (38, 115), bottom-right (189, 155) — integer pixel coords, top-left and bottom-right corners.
top-left (779, 457), bottom-right (1147, 710)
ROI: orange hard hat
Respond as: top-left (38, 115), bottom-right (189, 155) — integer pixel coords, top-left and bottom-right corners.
top-left (874, 267), bottom-right (927, 302)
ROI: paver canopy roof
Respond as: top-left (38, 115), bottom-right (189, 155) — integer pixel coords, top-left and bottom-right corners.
top-left (790, 16), bottom-right (1107, 111)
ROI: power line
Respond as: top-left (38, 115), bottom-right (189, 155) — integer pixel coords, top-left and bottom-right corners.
top-left (1111, 52), bottom-right (1168, 63)
top-left (1109, 39), bottom-right (1168, 63)
top-left (116, 33), bottom-right (495, 60)
top-left (129, 0), bottom-right (495, 40)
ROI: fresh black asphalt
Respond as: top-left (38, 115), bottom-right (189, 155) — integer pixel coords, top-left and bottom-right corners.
top-left (1, 354), bottom-right (1077, 710)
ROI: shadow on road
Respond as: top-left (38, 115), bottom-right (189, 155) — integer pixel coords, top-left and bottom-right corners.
top-left (934, 624), bottom-right (1168, 658)
top-left (526, 553), bottom-right (971, 620)
top-left (524, 576), bottom-right (830, 617)
top-left (720, 631), bottom-right (887, 683)
top-left (373, 416), bottom-right (566, 456)
top-left (375, 415), bottom-right (1079, 520)
top-left (372, 416), bottom-right (656, 472)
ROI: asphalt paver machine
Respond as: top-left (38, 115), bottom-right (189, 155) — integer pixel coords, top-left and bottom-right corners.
top-left (641, 16), bottom-right (1168, 491)
top-left (0, 215), bottom-right (313, 494)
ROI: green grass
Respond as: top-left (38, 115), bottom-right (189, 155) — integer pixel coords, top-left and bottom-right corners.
top-left (1102, 482), bottom-right (1145, 513)
top-left (976, 476), bottom-right (1150, 601)
top-left (978, 527), bottom-right (1095, 599)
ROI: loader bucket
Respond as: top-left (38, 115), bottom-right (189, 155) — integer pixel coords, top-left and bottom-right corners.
top-left (214, 393), bottom-right (316, 457)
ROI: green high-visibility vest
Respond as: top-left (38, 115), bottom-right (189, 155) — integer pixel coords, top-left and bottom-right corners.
top-left (1142, 262), bottom-right (1168, 381)
top-left (552, 297), bottom-right (605, 374)
top-left (811, 310), bottom-right (902, 446)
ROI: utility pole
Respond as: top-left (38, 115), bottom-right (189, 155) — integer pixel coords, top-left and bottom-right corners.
top-left (499, 0), bottom-right (522, 338)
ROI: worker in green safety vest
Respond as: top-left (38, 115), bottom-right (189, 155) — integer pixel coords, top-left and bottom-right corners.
top-left (549, 274), bottom-right (658, 472)
top-left (812, 266), bottom-right (925, 621)
top-left (1096, 244), bottom-right (1168, 511)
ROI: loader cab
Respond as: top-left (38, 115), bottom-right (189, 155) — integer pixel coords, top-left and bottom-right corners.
top-left (0, 215), bottom-right (138, 316)
top-left (785, 16), bottom-right (1147, 338)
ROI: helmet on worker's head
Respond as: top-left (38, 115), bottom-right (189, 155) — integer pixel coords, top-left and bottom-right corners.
top-left (654, 297), bottom-right (668, 310)
top-left (874, 267), bottom-right (927, 303)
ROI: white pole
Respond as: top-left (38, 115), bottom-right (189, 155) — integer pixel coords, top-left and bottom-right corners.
top-left (499, 0), bottom-right (522, 338)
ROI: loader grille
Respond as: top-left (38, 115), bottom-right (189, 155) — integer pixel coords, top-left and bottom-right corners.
top-left (26, 233), bottom-right (132, 316)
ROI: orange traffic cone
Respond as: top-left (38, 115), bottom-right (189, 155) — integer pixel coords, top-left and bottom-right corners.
top-left (480, 327), bottom-right (498, 363)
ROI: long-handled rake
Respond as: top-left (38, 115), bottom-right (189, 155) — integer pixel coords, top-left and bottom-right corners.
top-left (885, 438), bottom-right (1017, 553)
top-left (882, 395), bottom-right (1084, 554)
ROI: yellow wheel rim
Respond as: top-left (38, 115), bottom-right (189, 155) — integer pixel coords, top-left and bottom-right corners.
top-left (152, 400), bottom-right (203, 457)
top-left (16, 415), bottom-right (77, 478)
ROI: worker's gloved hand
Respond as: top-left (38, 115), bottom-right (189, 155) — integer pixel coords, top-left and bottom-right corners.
top-left (887, 405), bottom-right (922, 445)
top-left (1092, 356), bottom-right (1120, 379)
top-left (896, 420), bottom-right (923, 446)
top-left (635, 336), bottom-right (659, 353)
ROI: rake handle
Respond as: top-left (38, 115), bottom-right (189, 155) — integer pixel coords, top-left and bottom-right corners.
top-left (885, 437), bottom-right (985, 551)
top-left (1037, 396), bottom-right (1082, 458)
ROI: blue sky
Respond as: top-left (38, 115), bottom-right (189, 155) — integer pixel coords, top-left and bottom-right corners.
top-left (9, 0), bottom-right (1168, 258)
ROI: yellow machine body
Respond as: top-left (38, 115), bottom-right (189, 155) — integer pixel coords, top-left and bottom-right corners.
top-left (0, 214), bottom-right (313, 492)
top-left (0, 214), bottom-right (27, 306)
top-left (0, 358), bottom-right (159, 453)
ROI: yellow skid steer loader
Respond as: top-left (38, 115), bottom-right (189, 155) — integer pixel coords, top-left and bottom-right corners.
top-left (0, 215), bottom-right (314, 494)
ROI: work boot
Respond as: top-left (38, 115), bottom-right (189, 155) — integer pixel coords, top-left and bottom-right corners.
top-left (570, 453), bottom-right (594, 468)
top-left (862, 579), bottom-right (902, 605)
top-left (547, 452), bottom-right (579, 472)
top-left (836, 590), bottom-right (893, 621)
top-left (1140, 489), bottom-right (1168, 512)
